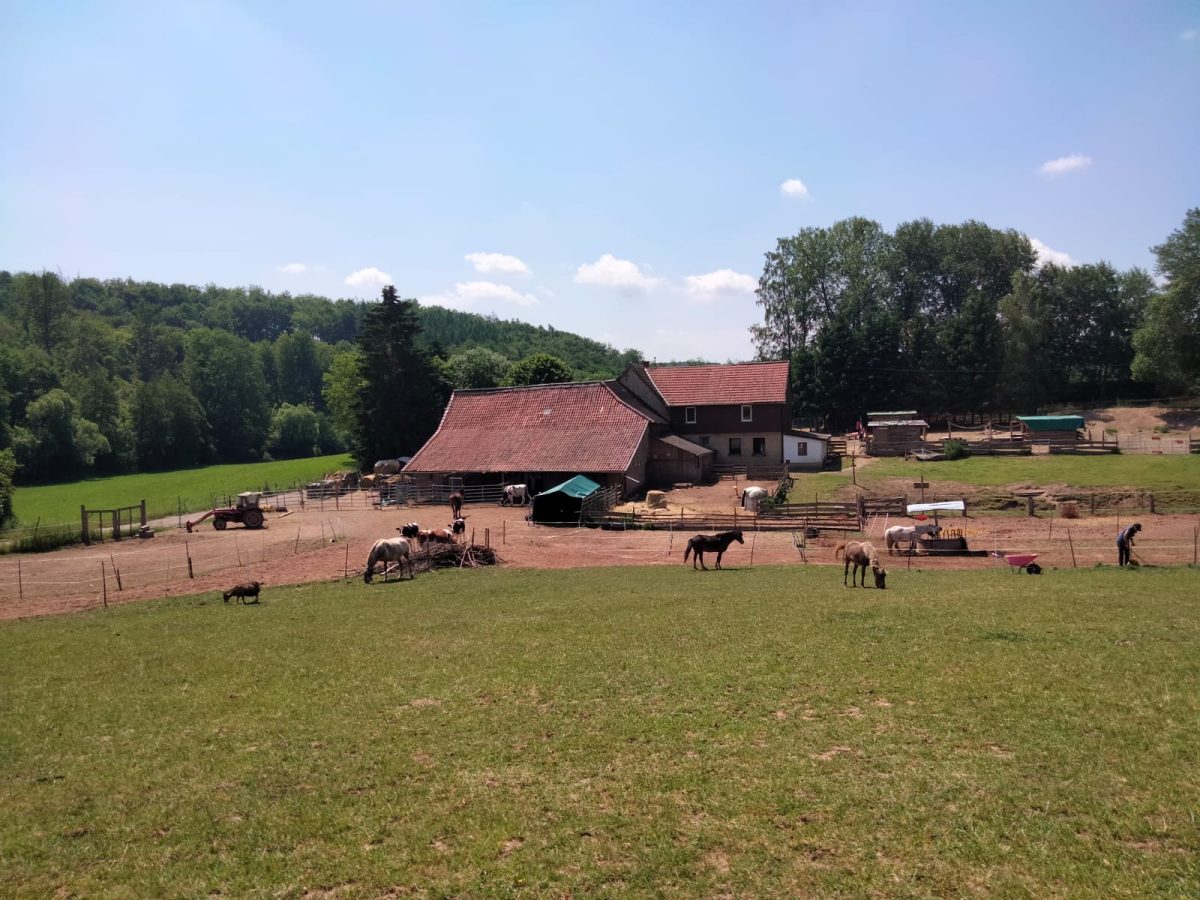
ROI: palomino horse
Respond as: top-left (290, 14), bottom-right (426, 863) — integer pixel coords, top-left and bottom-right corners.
top-left (683, 530), bottom-right (744, 570)
top-left (835, 541), bottom-right (887, 588)
top-left (884, 522), bottom-right (940, 555)
top-left (449, 491), bottom-right (464, 518)
top-left (364, 537), bottom-right (414, 582)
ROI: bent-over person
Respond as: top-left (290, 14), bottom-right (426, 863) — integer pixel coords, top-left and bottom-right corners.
top-left (1117, 522), bottom-right (1142, 567)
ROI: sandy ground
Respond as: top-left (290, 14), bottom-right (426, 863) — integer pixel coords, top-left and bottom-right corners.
top-left (2, 481), bottom-right (1196, 622)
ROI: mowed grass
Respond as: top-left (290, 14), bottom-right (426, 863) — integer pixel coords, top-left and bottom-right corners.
top-left (10, 454), bottom-right (355, 526)
top-left (2, 567), bottom-right (1199, 896)
top-left (858, 454), bottom-right (1200, 491)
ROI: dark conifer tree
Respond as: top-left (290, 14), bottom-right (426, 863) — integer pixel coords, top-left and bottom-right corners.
top-left (352, 286), bottom-right (449, 468)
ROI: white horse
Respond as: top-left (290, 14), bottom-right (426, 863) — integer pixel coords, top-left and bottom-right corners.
top-left (364, 537), bottom-right (413, 582)
top-left (884, 522), bottom-right (941, 555)
top-left (501, 484), bottom-right (528, 506)
top-left (741, 486), bottom-right (768, 512)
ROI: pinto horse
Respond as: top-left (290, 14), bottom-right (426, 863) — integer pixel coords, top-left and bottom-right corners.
top-left (683, 530), bottom-right (744, 570)
top-left (449, 491), bottom-right (464, 518)
top-left (364, 537), bottom-right (414, 582)
top-left (835, 541), bottom-right (887, 588)
top-left (398, 522), bottom-right (421, 539)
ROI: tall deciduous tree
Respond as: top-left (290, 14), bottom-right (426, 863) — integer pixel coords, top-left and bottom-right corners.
top-left (183, 329), bottom-right (270, 460)
top-left (441, 346), bottom-right (511, 389)
top-left (352, 288), bottom-right (449, 468)
top-left (503, 353), bottom-right (574, 386)
top-left (1133, 209), bottom-right (1200, 391)
top-left (13, 271), bottom-right (71, 353)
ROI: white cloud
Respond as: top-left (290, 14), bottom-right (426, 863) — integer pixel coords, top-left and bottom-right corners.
top-left (421, 280), bottom-right (538, 310)
top-left (574, 254), bottom-right (661, 292)
top-left (464, 252), bottom-right (530, 275)
top-left (276, 262), bottom-right (308, 274)
top-left (1031, 238), bottom-right (1076, 268)
top-left (684, 269), bottom-right (758, 300)
top-left (1039, 154), bottom-right (1093, 176)
top-left (344, 266), bottom-right (393, 289)
top-left (780, 178), bottom-right (809, 197)
top-left (1181, 29), bottom-right (1198, 40)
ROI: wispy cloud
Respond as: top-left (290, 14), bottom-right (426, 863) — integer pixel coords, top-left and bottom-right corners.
top-left (684, 269), bottom-right (757, 300)
top-left (1180, 29), bottom-right (1198, 40)
top-left (1039, 154), bottom-right (1093, 176)
top-left (574, 254), bottom-right (661, 292)
top-left (780, 178), bottom-right (809, 197)
top-left (421, 281), bottom-right (538, 310)
top-left (1031, 237), bottom-right (1076, 268)
top-left (344, 266), bottom-right (393, 288)
top-left (465, 252), bottom-right (530, 275)
top-left (276, 262), bottom-right (308, 274)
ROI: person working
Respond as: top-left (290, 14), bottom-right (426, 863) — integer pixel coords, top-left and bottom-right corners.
top-left (1117, 522), bottom-right (1142, 567)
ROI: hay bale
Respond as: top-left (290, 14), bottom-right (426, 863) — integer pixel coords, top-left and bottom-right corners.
top-left (646, 490), bottom-right (668, 510)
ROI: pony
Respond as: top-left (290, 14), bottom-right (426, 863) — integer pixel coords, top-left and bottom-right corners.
top-left (884, 522), bottom-right (941, 555)
top-left (835, 541), bottom-right (887, 588)
top-left (741, 487), bottom-right (768, 512)
top-left (449, 491), bottom-right (464, 518)
top-left (501, 484), bottom-right (528, 506)
top-left (683, 530), bottom-right (744, 570)
top-left (223, 581), bottom-right (262, 604)
top-left (364, 537), bottom-right (413, 582)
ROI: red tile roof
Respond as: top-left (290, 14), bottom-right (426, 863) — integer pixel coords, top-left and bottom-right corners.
top-left (405, 382), bottom-right (650, 474)
top-left (646, 361), bottom-right (790, 406)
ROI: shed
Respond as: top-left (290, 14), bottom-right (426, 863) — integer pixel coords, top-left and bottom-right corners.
top-left (530, 475), bottom-right (602, 524)
top-left (866, 418), bottom-right (929, 457)
top-left (647, 435), bottom-right (714, 486)
top-left (1016, 415), bottom-right (1083, 447)
top-left (784, 429), bottom-right (829, 469)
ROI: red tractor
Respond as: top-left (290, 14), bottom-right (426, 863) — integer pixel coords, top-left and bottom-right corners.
top-left (186, 492), bottom-right (266, 533)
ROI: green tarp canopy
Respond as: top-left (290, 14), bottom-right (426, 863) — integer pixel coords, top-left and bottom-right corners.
top-left (1016, 415), bottom-right (1084, 431)
top-left (530, 475), bottom-right (602, 524)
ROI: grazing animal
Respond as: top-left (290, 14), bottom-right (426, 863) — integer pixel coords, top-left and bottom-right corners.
top-left (223, 581), bottom-right (262, 604)
top-left (501, 483), bottom-right (528, 506)
top-left (884, 522), bottom-right (941, 555)
top-left (450, 517), bottom-right (466, 537)
top-left (835, 541), bottom-right (887, 588)
top-left (741, 486), bottom-right (768, 512)
top-left (364, 537), bottom-right (413, 583)
top-left (449, 491), bottom-right (464, 518)
top-left (399, 522), bottom-right (421, 539)
top-left (683, 530), bottom-right (745, 570)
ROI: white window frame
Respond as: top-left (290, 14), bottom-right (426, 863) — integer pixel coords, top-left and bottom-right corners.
top-left (684, 406), bottom-right (697, 425)
top-left (741, 404), bottom-right (752, 422)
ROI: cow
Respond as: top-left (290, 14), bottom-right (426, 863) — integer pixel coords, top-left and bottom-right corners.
top-left (501, 484), bottom-right (529, 506)
top-left (223, 581), bottom-right (262, 604)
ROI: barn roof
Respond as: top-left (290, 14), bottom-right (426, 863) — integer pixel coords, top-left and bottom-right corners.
top-left (654, 435), bottom-right (714, 457)
top-left (645, 361), bottom-right (789, 406)
top-left (404, 382), bottom-right (650, 474)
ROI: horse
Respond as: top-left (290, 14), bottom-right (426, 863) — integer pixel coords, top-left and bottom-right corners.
top-left (884, 522), bottom-right (941, 556)
top-left (449, 491), bottom-right (464, 518)
top-left (223, 581), bottom-right (262, 604)
top-left (683, 530), bottom-right (744, 570)
top-left (418, 526), bottom-right (456, 547)
top-left (364, 537), bottom-right (413, 582)
top-left (741, 487), bottom-right (768, 512)
top-left (501, 484), bottom-right (528, 506)
top-left (398, 522), bottom-right (421, 539)
top-left (835, 541), bottom-right (887, 588)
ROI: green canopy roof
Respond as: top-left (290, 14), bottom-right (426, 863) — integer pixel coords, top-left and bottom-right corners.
top-left (537, 475), bottom-right (602, 499)
top-left (1016, 415), bottom-right (1084, 431)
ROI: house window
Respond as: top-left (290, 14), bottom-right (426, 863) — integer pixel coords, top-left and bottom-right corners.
top-left (684, 406), bottom-right (697, 425)
top-left (698, 435), bottom-right (711, 448)
top-left (795, 441), bottom-right (808, 457)
top-left (752, 437), bottom-right (766, 456)
top-left (729, 437), bottom-right (742, 456)
top-left (741, 405), bottom-right (752, 422)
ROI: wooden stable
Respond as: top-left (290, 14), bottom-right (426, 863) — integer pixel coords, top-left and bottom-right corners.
top-left (866, 411), bottom-right (929, 457)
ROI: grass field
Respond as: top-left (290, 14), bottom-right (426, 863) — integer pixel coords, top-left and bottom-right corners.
top-left (10, 454), bottom-right (355, 527)
top-left (858, 454), bottom-right (1200, 491)
top-left (2, 567), bottom-right (1197, 896)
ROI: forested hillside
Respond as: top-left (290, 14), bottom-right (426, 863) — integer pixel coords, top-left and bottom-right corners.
top-left (0, 273), bottom-right (640, 495)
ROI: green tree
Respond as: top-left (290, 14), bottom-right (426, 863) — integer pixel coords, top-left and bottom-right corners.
top-left (1133, 209), bottom-right (1200, 391)
top-left (267, 403), bottom-right (323, 458)
top-left (12, 271), bottom-right (71, 353)
top-left (129, 376), bottom-right (212, 470)
top-left (322, 349), bottom-right (363, 448)
top-left (0, 448), bottom-right (16, 527)
top-left (275, 331), bottom-right (324, 407)
top-left (183, 329), bottom-right (270, 460)
top-left (441, 346), bottom-right (511, 389)
top-left (10, 389), bottom-right (110, 480)
top-left (352, 287), bottom-right (450, 468)
top-left (503, 352), bottom-right (574, 386)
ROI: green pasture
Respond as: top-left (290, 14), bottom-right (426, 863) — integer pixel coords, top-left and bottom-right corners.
top-left (859, 454), bottom-right (1200, 491)
top-left (9, 454), bottom-right (355, 527)
top-left (2, 566), bottom-right (1198, 896)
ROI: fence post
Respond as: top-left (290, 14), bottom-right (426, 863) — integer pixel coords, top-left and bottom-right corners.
top-left (186, 539), bottom-right (194, 579)
top-left (110, 553), bottom-right (123, 590)
top-left (113, 509), bottom-right (121, 541)
top-left (1067, 529), bottom-right (1077, 568)
top-left (140, 499), bottom-right (147, 530)
top-left (1149, 493), bottom-right (1156, 514)
top-left (81, 505), bottom-right (89, 546)
top-left (17, 559), bottom-right (23, 601)
top-left (101, 561), bottom-right (108, 608)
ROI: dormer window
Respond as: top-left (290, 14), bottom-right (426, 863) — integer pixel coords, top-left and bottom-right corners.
top-left (741, 404), bottom-right (753, 422)
top-left (684, 406), bottom-right (697, 425)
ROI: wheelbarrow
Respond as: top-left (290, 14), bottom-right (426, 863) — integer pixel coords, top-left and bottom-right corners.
top-left (1004, 553), bottom-right (1041, 575)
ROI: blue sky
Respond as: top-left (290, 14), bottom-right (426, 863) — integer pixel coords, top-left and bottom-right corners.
top-left (2, 1), bottom-right (1198, 361)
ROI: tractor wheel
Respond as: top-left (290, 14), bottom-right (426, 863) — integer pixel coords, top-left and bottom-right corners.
top-left (213, 517), bottom-right (228, 531)
top-left (243, 509), bottom-right (264, 529)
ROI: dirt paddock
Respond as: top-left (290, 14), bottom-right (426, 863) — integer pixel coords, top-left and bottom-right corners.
top-left (1, 487), bottom-right (1197, 621)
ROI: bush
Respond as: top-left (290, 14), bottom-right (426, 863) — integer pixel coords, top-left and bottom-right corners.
top-left (1059, 501), bottom-right (1080, 519)
top-left (943, 439), bottom-right (971, 460)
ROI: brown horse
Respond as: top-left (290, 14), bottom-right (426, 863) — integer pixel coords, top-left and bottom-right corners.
top-left (683, 530), bottom-right (744, 570)
top-left (449, 491), bottom-right (464, 519)
top-left (834, 541), bottom-right (887, 588)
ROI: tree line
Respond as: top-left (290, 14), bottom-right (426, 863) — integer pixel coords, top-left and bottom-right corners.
top-left (751, 210), bottom-right (1199, 428)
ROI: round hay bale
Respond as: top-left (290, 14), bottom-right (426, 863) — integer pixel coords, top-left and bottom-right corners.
top-left (646, 490), bottom-right (668, 510)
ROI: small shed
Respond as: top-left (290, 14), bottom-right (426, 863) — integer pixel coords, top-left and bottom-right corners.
top-left (1016, 415), bottom-right (1083, 447)
top-left (530, 475), bottom-right (602, 524)
top-left (647, 435), bottom-right (714, 486)
top-left (784, 430), bottom-right (829, 469)
top-left (866, 414), bottom-right (928, 457)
